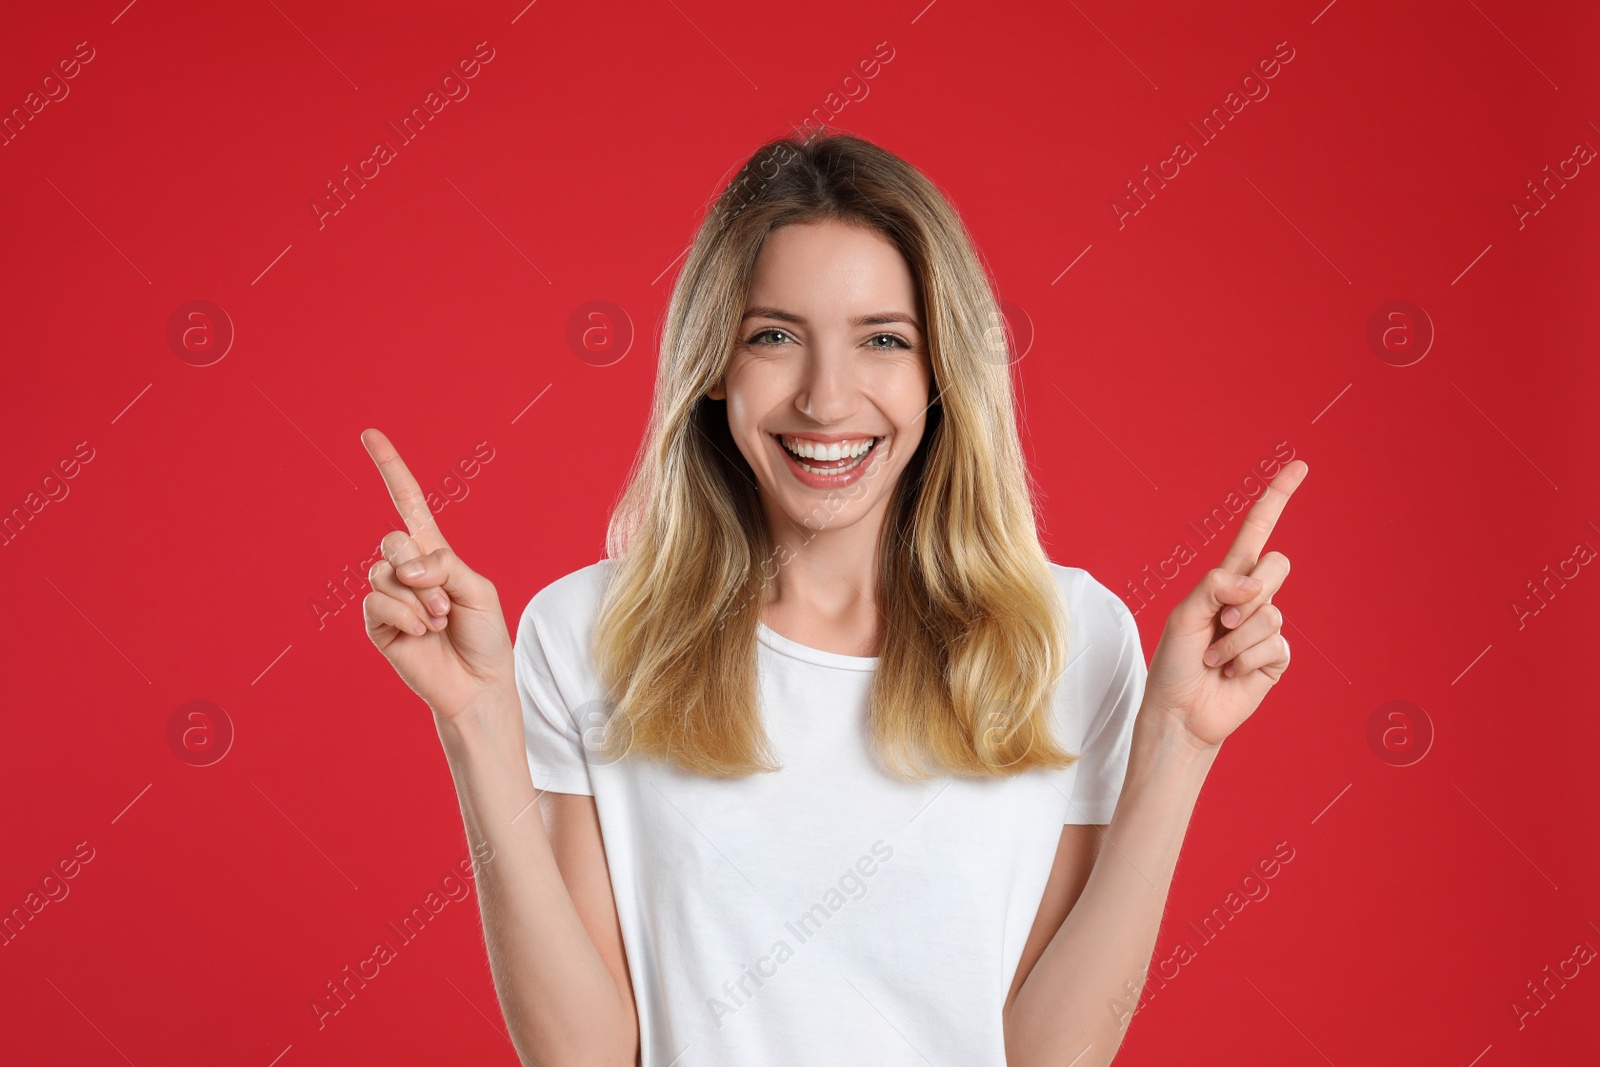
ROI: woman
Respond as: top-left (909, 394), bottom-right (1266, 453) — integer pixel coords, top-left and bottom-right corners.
top-left (360, 130), bottom-right (1305, 1066)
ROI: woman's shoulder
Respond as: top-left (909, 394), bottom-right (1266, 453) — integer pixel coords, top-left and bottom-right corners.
top-left (1044, 559), bottom-right (1136, 634)
top-left (516, 557), bottom-right (616, 647)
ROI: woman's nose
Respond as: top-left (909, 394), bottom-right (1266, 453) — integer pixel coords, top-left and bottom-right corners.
top-left (794, 347), bottom-right (858, 421)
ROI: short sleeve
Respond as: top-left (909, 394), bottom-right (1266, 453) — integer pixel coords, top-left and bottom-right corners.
top-left (1062, 592), bottom-right (1147, 825)
top-left (514, 602), bottom-right (597, 796)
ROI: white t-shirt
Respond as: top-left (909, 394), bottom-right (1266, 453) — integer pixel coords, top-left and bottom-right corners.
top-left (514, 557), bottom-right (1147, 1066)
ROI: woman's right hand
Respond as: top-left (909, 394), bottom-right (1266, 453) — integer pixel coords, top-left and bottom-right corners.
top-left (359, 428), bottom-right (515, 726)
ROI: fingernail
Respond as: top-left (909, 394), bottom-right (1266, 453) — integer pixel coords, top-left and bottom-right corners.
top-left (1221, 607), bottom-right (1241, 627)
top-left (1205, 649), bottom-right (1220, 665)
top-left (428, 593), bottom-right (449, 616)
top-left (398, 560), bottom-right (426, 579)
top-left (1237, 576), bottom-right (1262, 591)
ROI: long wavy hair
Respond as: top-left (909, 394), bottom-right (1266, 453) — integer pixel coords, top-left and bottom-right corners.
top-left (591, 128), bottom-right (1080, 782)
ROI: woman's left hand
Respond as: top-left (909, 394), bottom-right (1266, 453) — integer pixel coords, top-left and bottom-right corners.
top-left (1142, 460), bottom-right (1309, 751)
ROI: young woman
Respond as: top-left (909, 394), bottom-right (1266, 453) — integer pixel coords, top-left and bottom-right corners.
top-left (361, 131), bottom-right (1306, 1067)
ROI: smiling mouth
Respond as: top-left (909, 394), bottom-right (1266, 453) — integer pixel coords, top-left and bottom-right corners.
top-left (771, 434), bottom-right (883, 475)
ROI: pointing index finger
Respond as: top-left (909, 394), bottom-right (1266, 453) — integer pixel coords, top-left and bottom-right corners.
top-left (1219, 460), bottom-right (1308, 574)
top-left (361, 427), bottom-right (453, 555)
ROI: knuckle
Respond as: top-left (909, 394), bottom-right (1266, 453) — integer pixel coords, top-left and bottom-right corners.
top-left (1265, 604), bottom-right (1284, 628)
top-left (369, 559), bottom-right (390, 583)
top-left (381, 530), bottom-right (413, 559)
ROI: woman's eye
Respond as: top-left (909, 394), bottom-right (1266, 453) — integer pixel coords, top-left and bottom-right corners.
top-left (744, 329), bottom-right (912, 349)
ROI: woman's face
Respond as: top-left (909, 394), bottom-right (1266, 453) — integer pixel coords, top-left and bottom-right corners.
top-left (708, 218), bottom-right (936, 537)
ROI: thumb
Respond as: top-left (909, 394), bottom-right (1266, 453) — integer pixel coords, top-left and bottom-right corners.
top-left (393, 547), bottom-right (497, 613)
top-left (1169, 568), bottom-right (1262, 637)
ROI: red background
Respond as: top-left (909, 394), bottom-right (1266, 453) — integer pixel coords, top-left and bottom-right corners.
top-left (3, 1), bottom-right (1597, 1064)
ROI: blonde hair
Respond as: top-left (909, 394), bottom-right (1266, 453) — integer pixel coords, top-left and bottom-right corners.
top-left (591, 129), bottom-right (1080, 782)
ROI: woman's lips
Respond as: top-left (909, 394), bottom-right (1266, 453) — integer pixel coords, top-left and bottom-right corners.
top-left (770, 433), bottom-right (884, 488)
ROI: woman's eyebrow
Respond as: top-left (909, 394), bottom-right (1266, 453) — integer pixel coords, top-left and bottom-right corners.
top-left (741, 306), bottom-right (923, 331)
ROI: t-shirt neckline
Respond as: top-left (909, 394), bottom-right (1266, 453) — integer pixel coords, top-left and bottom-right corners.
top-left (756, 621), bottom-right (880, 672)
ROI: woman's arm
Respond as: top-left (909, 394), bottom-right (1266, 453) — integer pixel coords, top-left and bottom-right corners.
top-left (1002, 710), bottom-right (1217, 1066)
top-left (437, 682), bottom-right (639, 1067)
top-left (1006, 462), bottom-right (1307, 1064)
top-left (356, 430), bottom-right (638, 1065)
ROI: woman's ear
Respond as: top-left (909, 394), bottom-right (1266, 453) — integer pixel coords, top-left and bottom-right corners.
top-left (707, 379), bottom-right (726, 401)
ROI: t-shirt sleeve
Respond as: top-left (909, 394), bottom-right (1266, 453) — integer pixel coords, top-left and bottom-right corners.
top-left (1062, 591), bottom-right (1147, 825)
top-left (513, 599), bottom-right (597, 797)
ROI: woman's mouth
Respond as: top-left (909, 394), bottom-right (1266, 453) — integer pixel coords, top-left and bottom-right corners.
top-left (771, 433), bottom-right (884, 485)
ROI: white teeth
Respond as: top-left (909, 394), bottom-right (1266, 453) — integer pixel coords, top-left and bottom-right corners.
top-left (780, 435), bottom-right (876, 461)
top-left (794, 450), bottom-right (873, 476)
